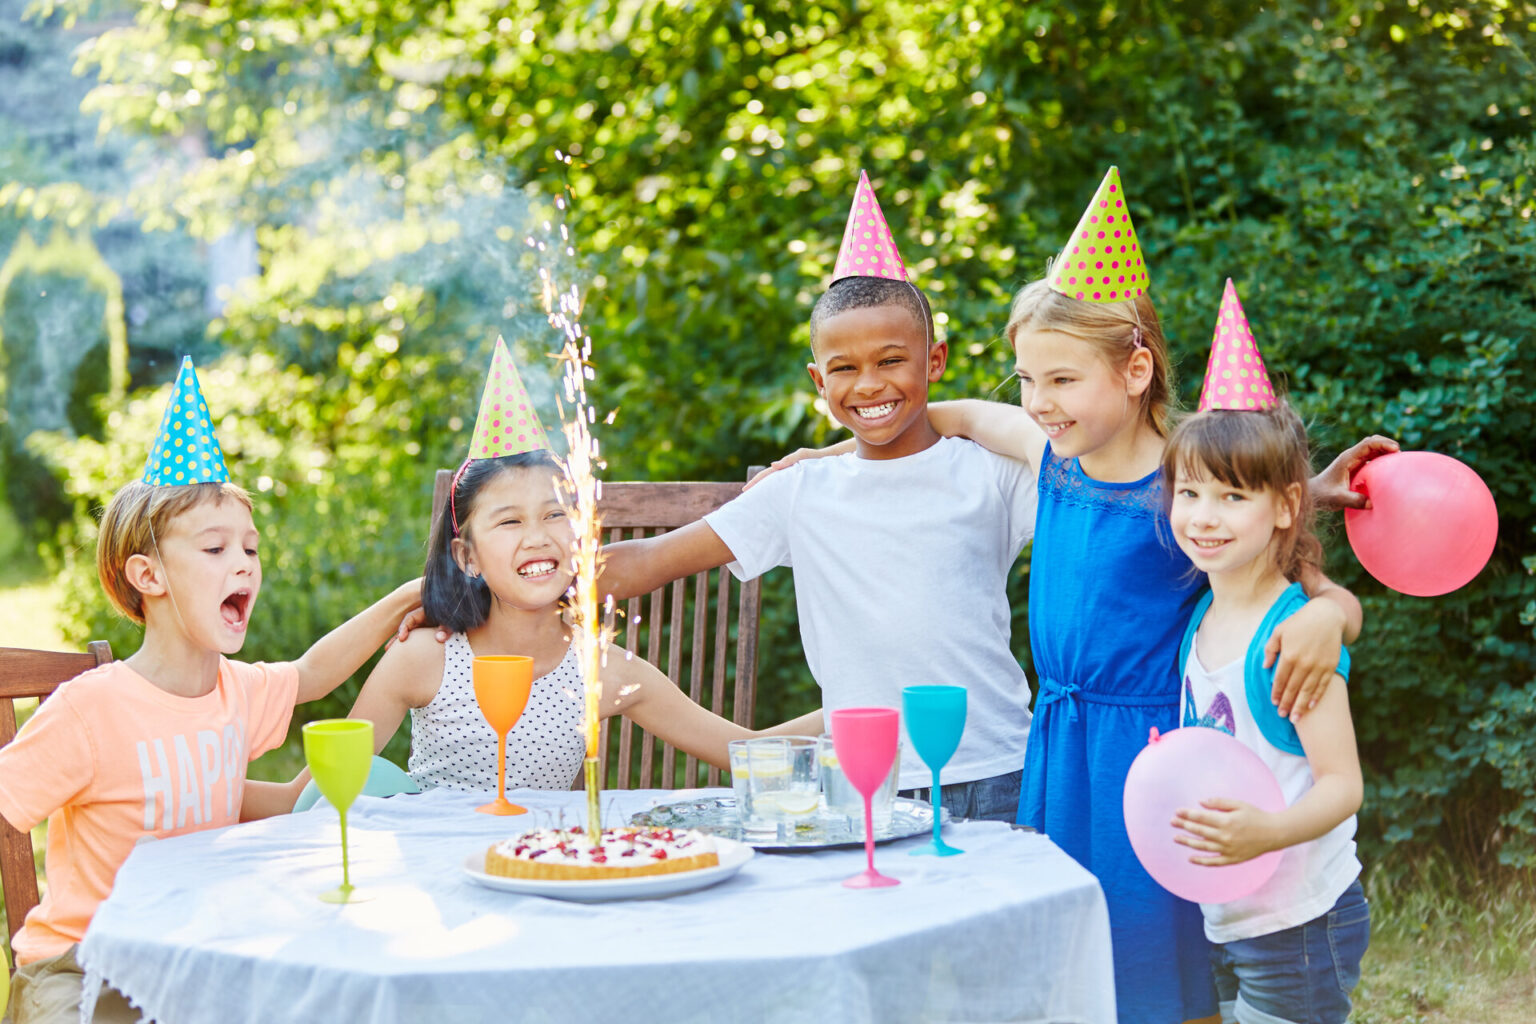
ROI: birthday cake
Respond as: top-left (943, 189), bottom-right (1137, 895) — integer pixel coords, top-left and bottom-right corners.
top-left (485, 826), bottom-right (719, 880)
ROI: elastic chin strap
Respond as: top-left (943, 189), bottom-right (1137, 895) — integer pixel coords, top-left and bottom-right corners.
top-left (905, 280), bottom-right (932, 347)
top-left (448, 457), bottom-right (473, 537)
top-left (147, 519), bottom-right (190, 639)
top-left (1128, 302), bottom-right (1148, 424)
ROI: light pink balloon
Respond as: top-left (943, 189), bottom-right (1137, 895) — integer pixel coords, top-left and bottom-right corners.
top-left (1345, 451), bottom-right (1498, 597)
top-left (1123, 727), bottom-right (1285, 904)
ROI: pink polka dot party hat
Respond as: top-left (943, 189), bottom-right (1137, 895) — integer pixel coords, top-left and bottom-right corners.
top-left (1047, 166), bottom-right (1149, 303)
top-left (466, 336), bottom-right (552, 458)
top-left (1198, 279), bottom-right (1279, 411)
top-left (143, 356), bottom-right (231, 486)
top-left (830, 170), bottom-right (909, 284)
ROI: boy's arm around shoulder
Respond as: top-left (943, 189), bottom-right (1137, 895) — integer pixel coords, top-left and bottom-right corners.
top-left (292, 578), bottom-right (423, 704)
top-left (599, 519), bottom-right (736, 602)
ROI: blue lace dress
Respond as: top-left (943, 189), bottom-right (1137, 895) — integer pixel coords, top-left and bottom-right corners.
top-left (1019, 446), bottom-right (1217, 1023)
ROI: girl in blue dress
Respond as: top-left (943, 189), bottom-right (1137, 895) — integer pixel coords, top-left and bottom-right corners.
top-left (925, 169), bottom-right (1386, 1024)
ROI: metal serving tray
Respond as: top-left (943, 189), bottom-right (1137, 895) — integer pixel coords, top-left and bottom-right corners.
top-left (631, 795), bottom-right (949, 852)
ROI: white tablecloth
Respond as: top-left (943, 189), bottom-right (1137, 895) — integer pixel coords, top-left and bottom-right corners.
top-left (79, 788), bottom-right (1114, 1024)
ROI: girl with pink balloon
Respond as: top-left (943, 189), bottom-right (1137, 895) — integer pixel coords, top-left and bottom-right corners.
top-left (907, 172), bottom-right (1383, 1024)
top-left (1156, 282), bottom-right (1369, 1024)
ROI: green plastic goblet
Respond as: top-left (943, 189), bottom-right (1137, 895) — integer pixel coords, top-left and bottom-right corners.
top-left (302, 719), bottom-right (374, 903)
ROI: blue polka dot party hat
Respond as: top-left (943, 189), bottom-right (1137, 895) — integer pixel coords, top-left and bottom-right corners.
top-left (142, 357), bottom-right (231, 486)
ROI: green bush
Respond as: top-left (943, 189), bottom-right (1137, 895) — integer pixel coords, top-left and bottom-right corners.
top-left (15, 0), bottom-right (1536, 866)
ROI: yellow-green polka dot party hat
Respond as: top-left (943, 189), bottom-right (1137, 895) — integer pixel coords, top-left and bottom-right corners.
top-left (1198, 280), bottom-right (1279, 411)
top-left (466, 336), bottom-right (552, 458)
top-left (1047, 166), bottom-right (1149, 303)
top-left (830, 170), bottom-right (909, 284)
top-left (142, 357), bottom-right (231, 486)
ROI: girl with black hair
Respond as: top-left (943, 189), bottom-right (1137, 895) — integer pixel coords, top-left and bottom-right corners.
top-left (346, 451), bottom-right (821, 792)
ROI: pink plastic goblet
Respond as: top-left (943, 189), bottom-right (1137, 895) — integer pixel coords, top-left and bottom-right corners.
top-left (830, 707), bottom-right (901, 889)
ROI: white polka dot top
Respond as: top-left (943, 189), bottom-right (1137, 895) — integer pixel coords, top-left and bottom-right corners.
top-left (407, 633), bottom-right (586, 792)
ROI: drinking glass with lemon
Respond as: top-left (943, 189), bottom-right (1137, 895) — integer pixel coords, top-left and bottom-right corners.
top-left (728, 736), bottom-right (819, 835)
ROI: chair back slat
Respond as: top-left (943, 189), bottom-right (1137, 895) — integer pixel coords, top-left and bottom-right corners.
top-left (1, 641), bottom-right (114, 955)
top-left (679, 570), bottom-right (710, 788)
top-left (736, 578), bottom-right (761, 728)
top-left (636, 577), bottom-right (667, 786)
top-left (427, 467), bottom-right (764, 792)
top-left (708, 570), bottom-right (732, 787)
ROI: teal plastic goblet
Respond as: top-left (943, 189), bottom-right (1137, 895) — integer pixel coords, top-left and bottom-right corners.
top-left (902, 685), bottom-right (966, 857)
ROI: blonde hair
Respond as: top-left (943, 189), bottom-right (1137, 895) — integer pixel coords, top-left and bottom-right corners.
top-left (1162, 405), bottom-right (1323, 583)
top-left (1005, 279), bottom-right (1175, 436)
top-left (97, 480), bottom-right (254, 623)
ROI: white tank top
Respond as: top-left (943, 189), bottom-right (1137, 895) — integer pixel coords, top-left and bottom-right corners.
top-left (1182, 636), bottom-right (1360, 942)
top-left (407, 633), bottom-right (586, 792)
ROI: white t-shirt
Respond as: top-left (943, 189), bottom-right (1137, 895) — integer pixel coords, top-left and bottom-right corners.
top-left (704, 436), bottom-right (1037, 789)
top-left (1182, 636), bottom-right (1361, 943)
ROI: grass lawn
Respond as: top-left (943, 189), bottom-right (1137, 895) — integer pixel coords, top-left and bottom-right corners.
top-left (2, 566), bottom-right (1533, 1017)
top-left (1357, 860), bottom-right (1536, 1022)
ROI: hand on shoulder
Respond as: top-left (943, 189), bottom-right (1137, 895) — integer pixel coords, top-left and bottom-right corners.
top-left (743, 442), bottom-right (853, 491)
top-left (393, 605), bottom-right (449, 645)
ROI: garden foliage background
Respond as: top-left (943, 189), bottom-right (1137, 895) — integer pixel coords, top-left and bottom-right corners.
top-left (1, 0), bottom-right (1533, 872)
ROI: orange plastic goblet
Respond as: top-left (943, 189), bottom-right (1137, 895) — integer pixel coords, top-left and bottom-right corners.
top-left (473, 655), bottom-right (534, 815)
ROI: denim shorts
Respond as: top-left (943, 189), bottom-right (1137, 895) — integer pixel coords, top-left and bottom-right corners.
top-left (1210, 879), bottom-right (1371, 1024)
top-left (899, 768), bottom-right (1023, 824)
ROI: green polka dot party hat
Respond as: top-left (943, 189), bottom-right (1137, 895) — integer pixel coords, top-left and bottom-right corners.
top-left (142, 357), bottom-right (231, 485)
top-left (1198, 279), bottom-right (1279, 411)
top-left (466, 336), bottom-right (552, 458)
top-left (1047, 166), bottom-right (1149, 303)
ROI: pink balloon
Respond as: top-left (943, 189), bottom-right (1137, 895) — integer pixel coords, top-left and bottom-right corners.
top-left (1123, 727), bottom-right (1285, 904)
top-left (1345, 451), bottom-right (1497, 597)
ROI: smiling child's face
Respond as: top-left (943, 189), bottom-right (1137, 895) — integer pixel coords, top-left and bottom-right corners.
top-left (1168, 461), bottom-right (1294, 582)
top-left (455, 467), bottom-right (575, 612)
top-left (1013, 327), bottom-right (1142, 462)
top-left (807, 302), bottom-right (947, 460)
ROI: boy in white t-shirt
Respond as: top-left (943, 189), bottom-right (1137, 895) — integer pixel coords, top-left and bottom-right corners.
top-left (599, 174), bottom-right (1036, 821)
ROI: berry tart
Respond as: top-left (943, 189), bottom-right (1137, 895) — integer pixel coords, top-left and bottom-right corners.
top-left (484, 826), bottom-right (719, 881)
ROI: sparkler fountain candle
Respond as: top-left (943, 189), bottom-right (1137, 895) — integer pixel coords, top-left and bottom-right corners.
top-left (539, 171), bottom-right (614, 838)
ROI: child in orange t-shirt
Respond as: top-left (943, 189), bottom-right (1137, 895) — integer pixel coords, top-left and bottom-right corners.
top-left (0, 359), bottom-right (419, 1024)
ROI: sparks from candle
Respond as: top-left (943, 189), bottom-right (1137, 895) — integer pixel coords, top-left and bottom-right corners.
top-left (537, 152), bottom-right (613, 836)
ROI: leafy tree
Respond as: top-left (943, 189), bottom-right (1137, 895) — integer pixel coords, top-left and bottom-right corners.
top-left (9, 0), bottom-right (1535, 868)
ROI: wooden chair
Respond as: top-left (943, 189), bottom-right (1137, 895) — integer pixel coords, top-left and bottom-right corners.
top-left (430, 466), bottom-right (765, 790)
top-left (0, 642), bottom-right (114, 959)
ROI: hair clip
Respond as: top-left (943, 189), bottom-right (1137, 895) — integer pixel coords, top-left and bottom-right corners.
top-left (1131, 326), bottom-right (1145, 350)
